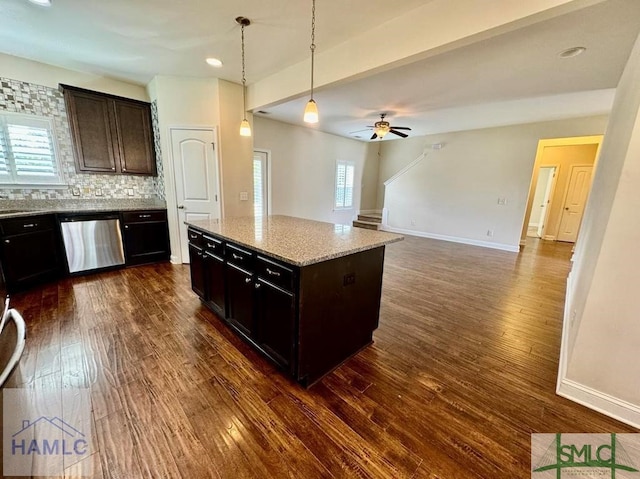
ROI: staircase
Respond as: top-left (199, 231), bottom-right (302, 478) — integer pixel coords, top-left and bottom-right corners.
top-left (353, 213), bottom-right (382, 230)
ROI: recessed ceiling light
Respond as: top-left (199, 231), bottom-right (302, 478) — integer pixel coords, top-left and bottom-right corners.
top-left (559, 47), bottom-right (586, 58)
top-left (205, 58), bottom-right (223, 67)
top-left (28, 0), bottom-right (51, 6)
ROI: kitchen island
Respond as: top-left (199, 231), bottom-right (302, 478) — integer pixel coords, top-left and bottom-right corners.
top-left (186, 215), bottom-right (403, 386)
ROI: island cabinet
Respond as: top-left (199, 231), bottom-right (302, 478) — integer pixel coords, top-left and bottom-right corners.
top-left (186, 216), bottom-right (401, 386)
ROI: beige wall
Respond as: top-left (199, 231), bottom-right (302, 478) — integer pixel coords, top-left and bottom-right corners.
top-left (378, 116), bottom-right (608, 250)
top-left (217, 80), bottom-right (254, 219)
top-left (0, 52), bottom-right (148, 100)
top-left (538, 143), bottom-right (598, 239)
top-left (562, 32), bottom-right (640, 415)
top-left (253, 117), bottom-right (370, 224)
top-left (360, 142), bottom-right (381, 212)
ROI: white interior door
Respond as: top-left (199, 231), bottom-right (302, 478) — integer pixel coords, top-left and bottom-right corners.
top-left (171, 128), bottom-right (220, 263)
top-left (253, 150), bottom-right (269, 217)
top-left (557, 165), bottom-right (593, 243)
top-left (537, 166), bottom-right (557, 238)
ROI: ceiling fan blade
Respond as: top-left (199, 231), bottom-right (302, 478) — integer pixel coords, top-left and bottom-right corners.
top-left (389, 129), bottom-right (408, 138)
top-left (390, 126), bottom-right (411, 130)
top-left (370, 133), bottom-right (378, 140)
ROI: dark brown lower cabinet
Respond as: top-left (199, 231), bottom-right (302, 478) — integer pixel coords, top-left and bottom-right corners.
top-left (122, 211), bottom-right (170, 266)
top-left (255, 279), bottom-right (295, 372)
top-left (188, 244), bottom-right (206, 299)
top-left (0, 215), bottom-right (62, 292)
top-left (225, 264), bottom-right (255, 338)
top-left (187, 226), bottom-right (385, 387)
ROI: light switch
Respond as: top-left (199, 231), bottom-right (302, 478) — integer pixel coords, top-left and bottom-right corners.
top-left (240, 191), bottom-right (249, 201)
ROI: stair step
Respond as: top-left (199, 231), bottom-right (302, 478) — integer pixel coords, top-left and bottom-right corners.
top-left (357, 214), bottom-right (382, 223)
top-left (353, 220), bottom-right (380, 230)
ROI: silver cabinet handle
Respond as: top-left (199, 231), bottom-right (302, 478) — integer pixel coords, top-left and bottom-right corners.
top-left (245, 277), bottom-right (252, 284)
top-left (124, 225), bottom-right (129, 229)
top-left (23, 223), bottom-right (37, 228)
top-left (139, 214), bottom-right (151, 218)
top-left (266, 268), bottom-right (281, 277)
top-left (232, 253), bottom-right (243, 260)
top-left (255, 283), bottom-right (261, 289)
top-left (207, 243), bottom-right (215, 248)
top-left (4, 239), bottom-right (9, 244)
top-left (189, 234), bottom-right (197, 239)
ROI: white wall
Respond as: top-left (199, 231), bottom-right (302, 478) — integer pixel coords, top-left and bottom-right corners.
top-left (560, 32), bottom-right (640, 424)
top-left (0, 52), bottom-right (148, 100)
top-left (253, 117), bottom-right (371, 224)
top-left (378, 116), bottom-right (609, 251)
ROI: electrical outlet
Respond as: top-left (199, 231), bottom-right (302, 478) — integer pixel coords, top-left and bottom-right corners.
top-left (240, 191), bottom-right (249, 201)
top-left (487, 229), bottom-right (494, 237)
top-left (71, 188), bottom-right (81, 196)
top-left (343, 273), bottom-right (356, 286)
top-left (497, 197), bottom-right (507, 206)
top-left (410, 219), bottom-right (416, 226)
top-left (94, 188), bottom-right (103, 196)
top-left (127, 188), bottom-right (134, 196)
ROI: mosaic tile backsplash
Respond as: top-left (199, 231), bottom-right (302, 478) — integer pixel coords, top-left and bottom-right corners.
top-left (0, 76), bottom-right (165, 200)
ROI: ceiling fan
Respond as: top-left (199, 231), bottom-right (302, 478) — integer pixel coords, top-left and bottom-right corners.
top-left (366, 113), bottom-right (412, 140)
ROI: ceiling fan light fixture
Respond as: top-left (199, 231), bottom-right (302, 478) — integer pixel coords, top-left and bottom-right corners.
top-left (375, 126), bottom-right (389, 138)
top-left (304, 99), bottom-right (319, 124)
top-left (236, 16), bottom-right (252, 137)
top-left (28, 0), bottom-right (52, 6)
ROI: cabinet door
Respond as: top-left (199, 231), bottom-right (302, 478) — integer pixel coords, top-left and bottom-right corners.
top-left (225, 264), bottom-right (255, 337)
top-left (1, 230), bottom-right (61, 291)
top-left (256, 280), bottom-right (295, 371)
top-left (204, 252), bottom-right (225, 316)
top-left (112, 100), bottom-right (156, 175)
top-left (123, 221), bottom-right (169, 265)
top-left (64, 90), bottom-right (118, 173)
top-left (188, 244), bottom-right (206, 299)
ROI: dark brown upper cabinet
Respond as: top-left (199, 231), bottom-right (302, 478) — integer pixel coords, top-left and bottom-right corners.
top-left (61, 84), bottom-right (157, 176)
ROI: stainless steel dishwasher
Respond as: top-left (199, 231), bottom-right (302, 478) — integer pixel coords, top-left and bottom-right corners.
top-left (58, 213), bottom-right (125, 274)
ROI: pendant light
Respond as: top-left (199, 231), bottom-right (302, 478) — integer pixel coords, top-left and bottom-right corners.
top-left (237, 16), bottom-right (252, 137)
top-left (303, 0), bottom-right (319, 123)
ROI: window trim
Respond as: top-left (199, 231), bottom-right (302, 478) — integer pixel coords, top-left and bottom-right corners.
top-left (0, 111), bottom-right (65, 188)
top-left (334, 159), bottom-right (356, 211)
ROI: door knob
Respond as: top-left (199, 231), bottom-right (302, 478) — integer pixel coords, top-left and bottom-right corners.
top-left (178, 205), bottom-right (185, 209)
top-left (565, 207), bottom-right (570, 210)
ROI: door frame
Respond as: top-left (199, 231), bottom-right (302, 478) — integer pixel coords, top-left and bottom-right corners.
top-left (520, 135), bottom-right (603, 248)
top-left (253, 148), bottom-right (272, 216)
top-left (166, 125), bottom-right (222, 264)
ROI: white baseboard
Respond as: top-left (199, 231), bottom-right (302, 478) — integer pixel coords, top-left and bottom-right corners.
top-left (543, 235), bottom-right (556, 241)
top-left (359, 209), bottom-right (382, 215)
top-left (528, 223), bottom-right (539, 228)
top-left (381, 226), bottom-right (520, 253)
top-left (170, 254), bottom-right (181, 264)
top-left (557, 379), bottom-right (640, 429)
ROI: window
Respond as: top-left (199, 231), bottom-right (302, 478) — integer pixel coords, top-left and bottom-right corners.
top-left (0, 113), bottom-right (63, 186)
top-left (335, 160), bottom-right (355, 209)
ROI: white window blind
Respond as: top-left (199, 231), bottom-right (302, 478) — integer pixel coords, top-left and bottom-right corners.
top-left (253, 158), bottom-right (263, 217)
top-left (0, 113), bottom-right (62, 185)
top-left (335, 160), bottom-right (355, 209)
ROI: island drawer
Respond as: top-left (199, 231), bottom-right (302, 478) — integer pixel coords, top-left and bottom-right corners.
top-left (226, 243), bottom-right (253, 271)
top-left (256, 255), bottom-right (294, 292)
top-left (122, 210), bottom-right (167, 223)
top-left (187, 228), bottom-right (203, 248)
top-left (203, 235), bottom-right (224, 257)
top-left (1, 214), bottom-right (56, 236)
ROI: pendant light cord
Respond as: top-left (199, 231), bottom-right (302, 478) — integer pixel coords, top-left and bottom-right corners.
top-left (310, 0), bottom-right (316, 100)
top-left (241, 23), bottom-right (247, 116)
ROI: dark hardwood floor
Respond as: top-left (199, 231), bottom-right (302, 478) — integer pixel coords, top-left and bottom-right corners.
top-left (2, 236), bottom-right (635, 478)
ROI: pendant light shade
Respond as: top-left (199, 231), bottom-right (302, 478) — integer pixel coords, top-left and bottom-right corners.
top-left (304, 99), bottom-right (318, 124)
top-left (304, 0), bottom-right (318, 123)
top-left (237, 16), bottom-right (252, 137)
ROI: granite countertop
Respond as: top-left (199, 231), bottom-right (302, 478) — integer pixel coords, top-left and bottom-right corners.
top-left (0, 198), bottom-right (167, 218)
top-left (186, 215), bottom-right (404, 267)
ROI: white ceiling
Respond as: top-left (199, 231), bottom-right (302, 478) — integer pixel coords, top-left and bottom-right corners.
top-left (0, 0), bottom-right (639, 141)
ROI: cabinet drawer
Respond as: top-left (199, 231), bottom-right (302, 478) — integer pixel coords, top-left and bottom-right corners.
top-left (226, 243), bottom-right (253, 272)
top-left (203, 235), bottom-right (224, 257)
top-left (1, 214), bottom-right (55, 236)
top-left (122, 210), bottom-right (167, 223)
top-left (256, 256), bottom-right (294, 293)
top-left (187, 228), bottom-right (203, 247)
